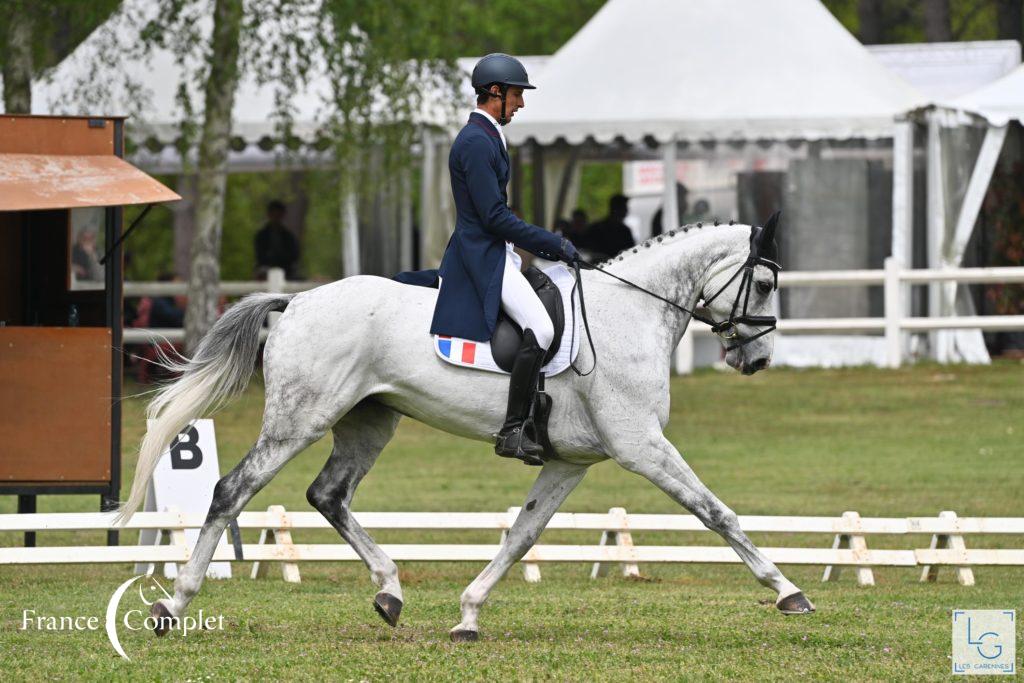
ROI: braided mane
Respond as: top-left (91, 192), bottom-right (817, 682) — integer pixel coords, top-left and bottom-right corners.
top-left (596, 218), bottom-right (738, 267)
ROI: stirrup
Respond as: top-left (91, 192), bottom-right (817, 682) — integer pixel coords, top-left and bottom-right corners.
top-left (495, 422), bottom-right (545, 466)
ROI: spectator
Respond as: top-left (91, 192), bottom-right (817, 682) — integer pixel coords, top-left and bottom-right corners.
top-left (130, 273), bottom-right (186, 383)
top-left (71, 228), bottom-right (104, 283)
top-left (149, 273), bottom-right (186, 328)
top-left (587, 194), bottom-right (636, 260)
top-left (561, 208), bottom-right (593, 252)
top-left (254, 200), bottom-right (300, 279)
top-left (651, 182), bottom-right (690, 237)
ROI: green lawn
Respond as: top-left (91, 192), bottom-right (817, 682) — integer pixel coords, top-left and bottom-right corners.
top-left (1, 362), bottom-right (1022, 680)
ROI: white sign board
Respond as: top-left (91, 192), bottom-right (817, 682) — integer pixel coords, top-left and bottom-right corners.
top-left (135, 419), bottom-right (232, 579)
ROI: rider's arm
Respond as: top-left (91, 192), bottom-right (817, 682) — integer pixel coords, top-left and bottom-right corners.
top-left (460, 136), bottom-right (564, 261)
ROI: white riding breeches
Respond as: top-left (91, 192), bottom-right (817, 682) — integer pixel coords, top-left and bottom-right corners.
top-left (500, 244), bottom-right (554, 350)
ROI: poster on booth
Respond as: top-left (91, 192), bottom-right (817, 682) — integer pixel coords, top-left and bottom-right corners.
top-left (134, 419), bottom-right (232, 579)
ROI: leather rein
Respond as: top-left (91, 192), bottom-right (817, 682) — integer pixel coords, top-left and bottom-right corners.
top-left (567, 250), bottom-right (780, 377)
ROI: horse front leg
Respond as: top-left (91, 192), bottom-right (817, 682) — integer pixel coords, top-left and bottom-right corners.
top-left (613, 431), bottom-right (815, 615)
top-left (450, 459), bottom-right (588, 642)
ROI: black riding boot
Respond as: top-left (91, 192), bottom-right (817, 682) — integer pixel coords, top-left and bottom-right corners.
top-left (495, 329), bottom-right (546, 465)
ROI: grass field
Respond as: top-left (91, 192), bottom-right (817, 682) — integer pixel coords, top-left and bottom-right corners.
top-left (1, 362), bottom-right (1022, 680)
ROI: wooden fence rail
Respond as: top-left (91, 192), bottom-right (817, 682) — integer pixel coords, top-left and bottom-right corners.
top-left (1, 508), bottom-right (1021, 586)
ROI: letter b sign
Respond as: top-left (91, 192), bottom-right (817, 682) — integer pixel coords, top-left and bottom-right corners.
top-left (170, 426), bottom-right (203, 470)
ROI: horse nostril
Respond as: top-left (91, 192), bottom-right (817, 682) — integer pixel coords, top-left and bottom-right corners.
top-left (751, 357), bottom-right (770, 371)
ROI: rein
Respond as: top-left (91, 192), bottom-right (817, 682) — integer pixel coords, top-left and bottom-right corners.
top-left (567, 250), bottom-right (779, 377)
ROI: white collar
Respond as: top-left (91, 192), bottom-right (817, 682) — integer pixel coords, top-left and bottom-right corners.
top-left (474, 107), bottom-right (501, 128)
top-left (473, 108), bottom-right (507, 149)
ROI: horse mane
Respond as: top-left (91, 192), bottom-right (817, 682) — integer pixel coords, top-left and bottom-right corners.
top-left (595, 218), bottom-right (740, 268)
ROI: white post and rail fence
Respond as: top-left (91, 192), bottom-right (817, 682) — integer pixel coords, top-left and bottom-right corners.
top-left (123, 262), bottom-right (1024, 372)
top-left (1, 508), bottom-right (1021, 587)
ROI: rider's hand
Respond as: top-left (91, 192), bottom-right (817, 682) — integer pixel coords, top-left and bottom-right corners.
top-left (559, 237), bottom-right (580, 264)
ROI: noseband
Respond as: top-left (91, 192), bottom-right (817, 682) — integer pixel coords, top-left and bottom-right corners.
top-left (699, 250), bottom-right (780, 351)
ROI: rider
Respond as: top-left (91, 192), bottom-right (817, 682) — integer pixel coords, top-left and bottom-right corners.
top-left (432, 53), bottom-right (579, 465)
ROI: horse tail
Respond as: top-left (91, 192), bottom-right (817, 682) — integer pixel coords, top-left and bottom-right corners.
top-left (113, 293), bottom-right (295, 526)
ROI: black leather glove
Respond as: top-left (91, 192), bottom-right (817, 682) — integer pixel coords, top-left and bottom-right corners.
top-left (559, 237), bottom-right (580, 264)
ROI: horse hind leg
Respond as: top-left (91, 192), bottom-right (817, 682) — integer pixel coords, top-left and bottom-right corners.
top-left (305, 400), bottom-right (403, 626)
top-left (151, 420), bottom-right (325, 634)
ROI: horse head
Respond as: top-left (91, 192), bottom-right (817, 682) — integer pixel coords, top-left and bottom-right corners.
top-left (699, 211), bottom-right (782, 375)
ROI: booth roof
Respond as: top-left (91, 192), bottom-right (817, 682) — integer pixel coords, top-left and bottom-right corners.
top-left (951, 63), bottom-right (1024, 125)
top-left (0, 154), bottom-right (180, 211)
top-left (504, 0), bottom-right (926, 146)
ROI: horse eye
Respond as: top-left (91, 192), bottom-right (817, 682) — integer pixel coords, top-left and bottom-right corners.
top-left (756, 281), bottom-right (772, 295)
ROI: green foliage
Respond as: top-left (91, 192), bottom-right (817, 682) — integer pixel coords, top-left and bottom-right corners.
top-left (447, 0), bottom-right (606, 56)
top-left (820, 0), bottom-right (1015, 43)
top-left (0, 0), bottom-right (121, 73)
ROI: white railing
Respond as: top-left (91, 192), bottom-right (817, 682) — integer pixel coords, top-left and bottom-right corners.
top-left (124, 262), bottom-right (1024, 366)
top-left (1, 507), bottom-right (1021, 586)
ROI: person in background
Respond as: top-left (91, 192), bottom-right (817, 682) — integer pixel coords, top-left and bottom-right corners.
top-left (586, 194), bottom-right (635, 260)
top-left (567, 208), bottom-right (590, 247)
top-left (688, 198), bottom-right (711, 223)
top-left (149, 273), bottom-right (187, 328)
top-left (254, 200), bottom-right (300, 279)
top-left (71, 228), bottom-right (104, 283)
top-left (651, 182), bottom-right (690, 237)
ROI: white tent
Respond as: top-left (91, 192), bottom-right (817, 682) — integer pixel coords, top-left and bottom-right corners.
top-left (954, 62), bottom-right (1024, 124)
top-left (913, 64), bottom-right (1024, 363)
top-left (506, 0), bottom-right (925, 147)
top-left (498, 0), bottom-right (926, 256)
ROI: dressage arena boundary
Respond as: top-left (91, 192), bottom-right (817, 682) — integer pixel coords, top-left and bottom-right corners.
top-left (2, 507), bottom-right (1022, 586)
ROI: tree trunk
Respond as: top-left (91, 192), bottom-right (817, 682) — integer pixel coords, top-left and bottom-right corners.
top-left (857, 0), bottom-right (884, 44)
top-left (184, 0), bottom-right (244, 355)
top-left (996, 0), bottom-right (1023, 49)
top-left (173, 174), bottom-right (198, 279)
top-left (923, 0), bottom-right (953, 42)
top-left (2, 7), bottom-right (34, 113)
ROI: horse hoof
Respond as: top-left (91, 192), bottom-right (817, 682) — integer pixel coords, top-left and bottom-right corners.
top-left (150, 601), bottom-right (178, 637)
top-left (449, 628), bottom-right (479, 643)
top-left (373, 592), bottom-right (403, 627)
top-left (777, 591), bottom-right (816, 615)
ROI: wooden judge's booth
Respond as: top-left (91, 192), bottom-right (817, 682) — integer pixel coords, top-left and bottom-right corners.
top-left (0, 115), bottom-right (179, 544)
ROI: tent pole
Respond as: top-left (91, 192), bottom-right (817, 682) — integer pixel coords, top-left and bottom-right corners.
top-left (553, 146), bottom-right (581, 224)
top-left (532, 141), bottom-right (546, 227)
top-left (661, 137), bottom-right (679, 232)
top-left (925, 111), bottom-right (945, 359)
top-left (890, 120), bottom-right (914, 363)
top-left (419, 130), bottom-right (435, 268)
top-left (399, 167), bottom-right (413, 272)
top-left (946, 125), bottom-right (1007, 267)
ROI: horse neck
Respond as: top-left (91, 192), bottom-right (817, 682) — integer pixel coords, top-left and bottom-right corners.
top-left (598, 226), bottom-right (747, 347)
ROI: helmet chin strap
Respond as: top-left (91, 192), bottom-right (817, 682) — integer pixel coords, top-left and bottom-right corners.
top-left (489, 85), bottom-right (509, 125)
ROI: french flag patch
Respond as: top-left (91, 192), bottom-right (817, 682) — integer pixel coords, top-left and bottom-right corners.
top-left (437, 336), bottom-right (476, 364)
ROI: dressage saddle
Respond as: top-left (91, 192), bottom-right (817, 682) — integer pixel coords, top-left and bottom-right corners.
top-left (490, 266), bottom-right (564, 372)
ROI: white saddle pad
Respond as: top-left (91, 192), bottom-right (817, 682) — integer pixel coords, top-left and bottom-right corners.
top-left (433, 262), bottom-right (581, 376)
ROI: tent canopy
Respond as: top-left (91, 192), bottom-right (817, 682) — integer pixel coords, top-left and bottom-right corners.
top-left (950, 63), bottom-right (1024, 125)
top-left (506, 0), bottom-right (925, 146)
top-left (26, 0), bottom-right (531, 148)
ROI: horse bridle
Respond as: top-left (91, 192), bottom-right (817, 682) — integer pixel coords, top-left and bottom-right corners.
top-left (569, 219), bottom-right (781, 376)
top-left (697, 244), bottom-right (780, 350)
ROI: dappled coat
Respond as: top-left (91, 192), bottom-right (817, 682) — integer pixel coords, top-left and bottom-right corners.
top-left (395, 112), bottom-right (564, 342)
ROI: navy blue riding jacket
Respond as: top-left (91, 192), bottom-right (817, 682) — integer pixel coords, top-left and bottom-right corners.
top-left (396, 113), bottom-right (563, 341)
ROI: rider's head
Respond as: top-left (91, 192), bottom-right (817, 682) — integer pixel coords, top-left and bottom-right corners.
top-left (472, 53), bottom-right (535, 126)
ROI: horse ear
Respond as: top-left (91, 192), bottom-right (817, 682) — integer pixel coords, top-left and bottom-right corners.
top-left (761, 210), bottom-right (780, 246)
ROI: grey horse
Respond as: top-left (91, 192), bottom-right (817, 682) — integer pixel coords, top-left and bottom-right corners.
top-left (116, 219), bottom-right (815, 641)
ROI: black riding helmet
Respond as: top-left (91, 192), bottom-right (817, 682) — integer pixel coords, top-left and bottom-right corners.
top-left (471, 53), bottom-right (535, 125)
